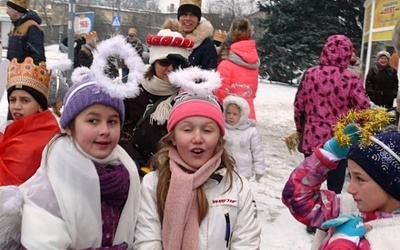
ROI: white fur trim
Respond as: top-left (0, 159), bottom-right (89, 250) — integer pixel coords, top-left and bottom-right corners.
top-left (168, 67), bottom-right (221, 95)
top-left (71, 67), bottom-right (92, 84)
top-left (91, 35), bottom-right (143, 99)
top-left (0, 186), bottom-right (23, 249)
top-left (47, 59), bottom-right (73, 72)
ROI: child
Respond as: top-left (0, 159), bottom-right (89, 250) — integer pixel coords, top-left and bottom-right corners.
top-left (282, 124), bottom-right (400, 248)
top-left (0, 57), bottom-right (60, 185)
top-left (133, 67), bottom-right (261, 249)
top-left (223, 95), bottom-right (266, 181)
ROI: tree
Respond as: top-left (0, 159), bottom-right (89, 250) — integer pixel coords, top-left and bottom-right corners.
top-left (257, 0), bottom-right (364, 83)
top-left (205, 0), bottom-right (258, 19)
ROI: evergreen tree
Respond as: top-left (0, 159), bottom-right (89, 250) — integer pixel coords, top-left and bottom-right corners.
top-left (257, 0), bottom-right (364, 83)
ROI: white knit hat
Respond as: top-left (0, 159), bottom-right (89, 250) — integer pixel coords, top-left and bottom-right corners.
top-left (147, 29), bottom-right (194, 64)
top-left (376, 50), bottom-right (391, 60)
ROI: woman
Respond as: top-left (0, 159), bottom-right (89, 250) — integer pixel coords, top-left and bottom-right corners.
top-left (119, 26), bottom-right (194, 175)
top-left (177, 0), bottom-right (217, 69)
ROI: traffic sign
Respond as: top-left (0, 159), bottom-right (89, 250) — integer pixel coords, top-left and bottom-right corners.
top-left (112, 15), bottom-right (121, 28)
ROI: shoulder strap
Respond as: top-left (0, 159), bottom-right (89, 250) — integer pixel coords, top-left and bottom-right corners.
top-left (132, 95), bottom-right (170, 133)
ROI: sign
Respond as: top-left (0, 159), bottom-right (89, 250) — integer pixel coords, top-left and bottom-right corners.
top-left (112, 15), bottom-right (121, 28)
top-left (74, 12), bottom-right (94, 34)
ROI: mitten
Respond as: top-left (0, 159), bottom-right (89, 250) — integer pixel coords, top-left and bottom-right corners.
top-left (323, 124), bottom-right (359, 159)
top-left (321, 214), bottom-right (367, 237)
top-left (166, 53), bottom-right (190, 69)
top-left (255, 174), bottom-right (263, 182)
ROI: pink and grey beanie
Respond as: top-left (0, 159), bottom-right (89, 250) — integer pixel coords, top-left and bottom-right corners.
top-left (348, 130), bottom-right (400, 201)
top-left (167, 93), bottom-right (225, 135)
top-left (60, 76), bottom-right (124, 129)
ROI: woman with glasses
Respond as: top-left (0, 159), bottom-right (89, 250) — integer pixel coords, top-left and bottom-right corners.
top-left (119, 25), bottom-right (194, 177)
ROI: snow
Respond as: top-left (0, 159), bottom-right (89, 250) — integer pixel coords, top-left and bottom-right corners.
top-left (0, 45), bottom-right (316, 249)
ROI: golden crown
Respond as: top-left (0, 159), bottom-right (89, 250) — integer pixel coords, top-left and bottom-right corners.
top-left (179, 0), bottom-right (201, 8)
top-left (213, 29), bottom-right (227, 42)
top-left (7, 57), bottom-right (51, 98)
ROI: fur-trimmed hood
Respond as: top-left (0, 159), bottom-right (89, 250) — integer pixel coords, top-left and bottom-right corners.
top-left (223, 95), bottom-right (251, 128)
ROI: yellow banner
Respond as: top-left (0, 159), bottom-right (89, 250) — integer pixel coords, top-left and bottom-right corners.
top-left (365, 4), bottom-right (372, 32)
top-left (371, 30), bottom-right (394, 40)
top-left (374, 0), bottom-right (400, 28)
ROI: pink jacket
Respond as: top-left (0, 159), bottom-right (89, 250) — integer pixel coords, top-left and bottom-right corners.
top-left (294, 35), bottom-right (370, 155)
top-left (216, 40), bottom-right (260, 120)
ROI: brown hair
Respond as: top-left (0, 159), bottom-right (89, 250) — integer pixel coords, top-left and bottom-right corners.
top-left (152, 131), bottom-right (240, 223)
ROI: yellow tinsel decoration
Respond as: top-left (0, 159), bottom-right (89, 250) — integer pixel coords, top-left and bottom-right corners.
top-left (333, 109), bottom-right (394, 147)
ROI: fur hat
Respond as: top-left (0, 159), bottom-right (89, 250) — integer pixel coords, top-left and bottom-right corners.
top-left (147, 29), bottom-right (194, 64)
top-left (223, 95), bottom-right (250, 126)
top-left (7, 57), bottom-right (50, 110)
top-left (226, 18), bottom-right (253, 45)
top-left (376, 50), bottom-right (391, 60)
top-left (6, 0), bottom-right (29, 13)
top-left (348, 130), bottom-right (400, 201)
top-left (178, 0), bottom-right (202, 20)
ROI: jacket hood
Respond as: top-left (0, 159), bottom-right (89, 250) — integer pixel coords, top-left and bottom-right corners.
top-left (15, 10), bottom-right (42, 26)
top-left (225, 40), bottom-right (260, 68)
top-left (223, 95), bottom-right (250, 127)
top-left (319, 34), bottom-right (353, 69)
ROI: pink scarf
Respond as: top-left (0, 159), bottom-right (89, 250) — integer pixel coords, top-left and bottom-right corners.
top-left (162, 148), bottom-right (223, 250)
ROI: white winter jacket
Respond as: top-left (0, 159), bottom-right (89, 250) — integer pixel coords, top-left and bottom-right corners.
top-left (223, 96), bottom-right (267, 178)
top-left (133, 169), bottom-right (261, 250)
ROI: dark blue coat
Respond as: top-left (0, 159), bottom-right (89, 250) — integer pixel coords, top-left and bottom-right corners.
top-left (7, 11), bottom-right (45, 65)
top-left (188, 37), bottom-right (217, 70)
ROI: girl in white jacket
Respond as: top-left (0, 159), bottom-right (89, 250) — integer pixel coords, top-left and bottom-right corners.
top-left (223, 95), bottom-right (267, 181)
top-left (133, 68), bottom-right (261, 249)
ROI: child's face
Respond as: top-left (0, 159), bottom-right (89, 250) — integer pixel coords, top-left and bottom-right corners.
top-left (66, 104), bottom-right (120, 159)
top-left (347, 159), bottom-right (400, 213)
top-left (172, 116), bottom-right (220, 169)
top-left (9, 89), bottom-right (42, 120)
top-left (225, 104), bottom-right (241, 126)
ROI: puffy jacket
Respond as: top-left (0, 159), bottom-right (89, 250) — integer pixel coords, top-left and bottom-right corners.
top-left (216, 40), bottom-right (260, 120)
top-left (223, 96), bottom-right (266, 178)
top-left (134, 170), bottom-right (261, 249)
top-left (294, 35), bottom-right (370, 155)
top-left (7, 10), bottom-right (45, 65)
top-left (185, 18), bottom-right (217, 70)
top-left (282, 150), bottom-right (400, 249)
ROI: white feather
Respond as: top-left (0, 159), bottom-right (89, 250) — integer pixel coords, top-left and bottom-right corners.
top-left (91, 35), bottom-right (143, 99)
top-left (70, 67), bottom-right (92, 84)
top-left (168, 67), bottom-right (222, 96)
top-left (47, 59), bottom-right (73, 72)
top-left (0, 186), bottom-right (23, 249)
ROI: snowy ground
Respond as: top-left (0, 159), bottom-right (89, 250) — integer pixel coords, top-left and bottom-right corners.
top-left (0, 45), bottom-right (316, 249)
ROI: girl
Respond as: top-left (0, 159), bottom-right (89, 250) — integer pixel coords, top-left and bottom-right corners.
top-left (134, 67), bottom-right (261, 249)
top-left (3, 35), bottom-right (143, 250)
top-left (223, 95), bottom-right (266, 181)
top-left (282, 123), bottom-right (400, 249)
top-left (215, 18), bottom-right (260, 120)
top-left (0, 57), bottom-right (60, 185)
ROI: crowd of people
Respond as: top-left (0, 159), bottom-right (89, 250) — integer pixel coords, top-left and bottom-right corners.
top-left (2, 0), bottom-right (400, 249)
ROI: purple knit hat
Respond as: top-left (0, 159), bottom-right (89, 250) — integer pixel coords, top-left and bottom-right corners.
top-left (348, 131), bottom-right (400, 201)
top-left (60, 77), bottom-right (124, 129)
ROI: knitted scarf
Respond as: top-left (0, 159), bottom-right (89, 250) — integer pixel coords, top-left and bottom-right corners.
top-left (162, 148), bottom-right (223, 250)
top-left (141, 76), bottom-right (180, 125)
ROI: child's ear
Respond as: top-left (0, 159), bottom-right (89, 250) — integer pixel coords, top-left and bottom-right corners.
top-left (172, 138), bottom-right (176, 146)
top-left (38, 107), bottom-right (43, 112)
top-left (65, 127), bottom-right (72, 136)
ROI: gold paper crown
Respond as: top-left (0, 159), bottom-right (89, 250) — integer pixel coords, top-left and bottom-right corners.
top-left (179, 0), bottom-right (201, 8)
top-left (7, 57), bottom-right (50, 98)
top-left (213, 29), bottom-right (227, 43)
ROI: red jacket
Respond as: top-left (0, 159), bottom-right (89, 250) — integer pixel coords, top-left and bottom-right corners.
top-left (0, 110), bottom-right (60, 185)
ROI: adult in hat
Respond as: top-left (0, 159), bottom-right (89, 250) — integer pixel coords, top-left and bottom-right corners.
top-left (176, 0), bottom-right (217, 70)
top-left (6, 0), bottom-right (46, 65)
top-left (119, 19), bottom-right (193, 177)
top-left (0, 57), bottom-right (60, 186)
top-left (365, 50), bottom-right (398, 109)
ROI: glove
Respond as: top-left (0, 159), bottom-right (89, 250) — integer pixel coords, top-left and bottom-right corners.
top-left (321, 214), bottom-right (367, 237)
top-left (166, 53), bottom-right (190, 69)
top-left (255, 174), bottom-right (263, 182)
top-left (323, 124), bottom-right (359, 159)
